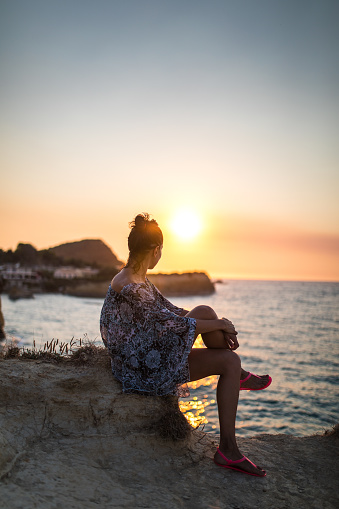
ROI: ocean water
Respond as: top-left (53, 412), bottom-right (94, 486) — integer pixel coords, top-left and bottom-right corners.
top-left (2, 280), bottom-right (338, 437)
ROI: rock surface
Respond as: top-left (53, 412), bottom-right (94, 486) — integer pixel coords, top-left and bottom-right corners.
top-left (0, 352), bottom-right (338, 509)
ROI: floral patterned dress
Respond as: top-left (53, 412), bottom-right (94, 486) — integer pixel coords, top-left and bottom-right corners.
top-left (100, 278), bottom-right (197, 396)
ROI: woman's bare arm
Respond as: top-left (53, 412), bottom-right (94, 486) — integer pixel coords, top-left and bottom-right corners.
top-left (195, 318), bottom-right (237, 336)
top-left (179, 308), bottom-right (190, 316)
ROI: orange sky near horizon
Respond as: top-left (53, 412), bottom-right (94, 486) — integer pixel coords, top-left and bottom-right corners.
top-left (1, 202), bottom-right (338, 282)
top-left (1, 1), bottom-right (338, 282)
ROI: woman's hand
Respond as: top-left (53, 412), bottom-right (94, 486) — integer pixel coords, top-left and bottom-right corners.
top-left (195, 316), bottom-right (239, 341)
top-left (219, 317), bottom-right (237, 334)
top-left (220, 318), bottom-right (239, 350)
top-left (223, 332), bottom-right (239, 350)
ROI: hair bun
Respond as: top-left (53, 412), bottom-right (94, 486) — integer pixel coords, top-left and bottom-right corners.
top-left (127, 213), bottom-right (163, 270)
top-left (134, 213), bottom-right (149, 229)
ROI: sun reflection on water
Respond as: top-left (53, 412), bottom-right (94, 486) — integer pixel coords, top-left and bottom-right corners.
top-left (179, 397), bottom-right (209, 428)
top-left (180, 377), bottom-right (219, 429)
top-left (179, 339), bottom-right (219, 429)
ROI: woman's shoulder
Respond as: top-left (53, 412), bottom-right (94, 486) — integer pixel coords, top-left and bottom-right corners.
top-left (111, 275), bottom-right (126, 294)
top-left (111, 271), bottom-right (149, 295)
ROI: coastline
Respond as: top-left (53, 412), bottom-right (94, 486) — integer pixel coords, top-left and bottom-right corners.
top-left (1, 271), bottom-right (216, 299)
top-left (64, 271), bottom-right (215, 298)
top-left (1, 350), bottom-right (338, 509)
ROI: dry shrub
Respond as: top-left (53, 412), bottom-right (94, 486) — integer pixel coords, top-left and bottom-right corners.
top-left (148, 395), bottom-right (193, 441)
top-left (1, 345), bottom-right (21, 358)
top-left (70, 344), bottom-right (111, 368)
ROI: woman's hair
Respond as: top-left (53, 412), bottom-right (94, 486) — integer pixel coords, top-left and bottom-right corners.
top-left (125, 213), bottom-right (163, 272)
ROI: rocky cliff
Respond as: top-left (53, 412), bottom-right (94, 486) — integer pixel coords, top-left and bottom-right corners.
top-left (0, 350), bottom-right (338, 509)
top-left (49, 239), bottom-right (123, 268)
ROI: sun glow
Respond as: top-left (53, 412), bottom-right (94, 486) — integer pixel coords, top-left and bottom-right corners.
top-left (169, 208), bottom-right (202, 241)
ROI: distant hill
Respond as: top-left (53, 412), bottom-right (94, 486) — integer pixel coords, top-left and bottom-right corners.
top-left (48, 239), bottom-right (123, 268)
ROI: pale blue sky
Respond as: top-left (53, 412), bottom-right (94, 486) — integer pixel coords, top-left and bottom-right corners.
top-left (1, 0), bottom-right (338, 279)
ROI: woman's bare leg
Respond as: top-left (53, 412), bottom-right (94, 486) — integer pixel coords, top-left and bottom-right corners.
top-left (188, 348), bottom-right (266, 476)
top-left (186, 305), bottom-right (270, 389)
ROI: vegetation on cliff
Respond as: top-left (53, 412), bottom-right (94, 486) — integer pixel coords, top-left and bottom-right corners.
top-left (0, 239), bottom-right (123, 269)
top-left (0, 243), bottom-right (61, 266)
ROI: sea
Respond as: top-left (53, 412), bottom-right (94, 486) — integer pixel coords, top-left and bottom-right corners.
top-left (2, 280), bottom-right (338, 438)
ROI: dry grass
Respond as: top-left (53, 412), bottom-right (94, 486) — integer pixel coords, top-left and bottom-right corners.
top-left (0, 337), bottom-right (110, 366)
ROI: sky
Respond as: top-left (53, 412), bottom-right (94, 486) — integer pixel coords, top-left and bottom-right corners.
top-left (1, 0), bottom-right (338, 280)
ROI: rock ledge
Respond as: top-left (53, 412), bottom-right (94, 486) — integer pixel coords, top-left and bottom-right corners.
top-left (0, 352), bottom-right (338, 509)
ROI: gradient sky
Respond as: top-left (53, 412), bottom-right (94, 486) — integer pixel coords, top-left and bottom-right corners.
top-left (1, 0), bottom-right (338, 280)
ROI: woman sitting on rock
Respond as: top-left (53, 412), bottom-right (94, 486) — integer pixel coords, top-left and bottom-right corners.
top-left (100, 213), bottom-right (272, 477)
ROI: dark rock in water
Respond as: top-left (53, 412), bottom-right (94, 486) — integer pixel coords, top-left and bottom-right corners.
top-left (48, 239), bottom-right (123, 268)
top-left (8, 286), bottom-right (34, 301)
top-left (65, 281), bottom-right (113, 298)
top-left (148, 272), bottom-right (215, 296)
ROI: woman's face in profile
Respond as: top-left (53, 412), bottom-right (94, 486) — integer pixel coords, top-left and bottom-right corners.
top-left (149, 245), bottom-right (163, 269)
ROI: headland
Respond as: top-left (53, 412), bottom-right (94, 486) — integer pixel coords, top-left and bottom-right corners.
top-left (0, 240), bottom-right (215, 298)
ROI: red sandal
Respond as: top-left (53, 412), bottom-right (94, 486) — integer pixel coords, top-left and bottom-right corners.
top-left (240, 372), bottom-right (272, 391)
top-left (214, 448), bottom-right (266, 477)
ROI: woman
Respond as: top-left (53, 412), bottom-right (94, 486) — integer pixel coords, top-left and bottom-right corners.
top-left (100, 213), bottom-right (272, 477)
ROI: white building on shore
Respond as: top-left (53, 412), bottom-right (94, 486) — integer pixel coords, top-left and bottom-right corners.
top-left (53, 267), bottom-right (99, 279)
top-left (0, 265), bottom-right (41, 284)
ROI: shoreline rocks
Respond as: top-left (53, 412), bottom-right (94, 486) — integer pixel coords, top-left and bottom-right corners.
top-left (0, 350), bottom-right (338, 508)
top-left (65, 272), bottom-right (215, 298)
top-left (64, 280), bottom-right (114, 298)
top-left (147, 272), bottom-right (215, 296)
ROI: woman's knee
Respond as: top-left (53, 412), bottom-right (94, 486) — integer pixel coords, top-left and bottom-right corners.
top-left (220, 350), bottom-right (241, 373)
top-left (189, 305), bottom-right (218, 320)
top-left (188, 348), bottom-right (240, 380)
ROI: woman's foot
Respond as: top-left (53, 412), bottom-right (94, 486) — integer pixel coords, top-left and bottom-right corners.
top-left (214, 447), bottom-right (266, 477)
top-left (240, 369), bottom-right (271, 390)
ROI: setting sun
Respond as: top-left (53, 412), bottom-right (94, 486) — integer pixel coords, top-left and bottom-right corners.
top-left (169, 208), bottom-right (202, 241)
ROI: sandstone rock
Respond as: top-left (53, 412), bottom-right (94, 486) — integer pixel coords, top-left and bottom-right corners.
top-left (0, 351), bottom-right (338, 509)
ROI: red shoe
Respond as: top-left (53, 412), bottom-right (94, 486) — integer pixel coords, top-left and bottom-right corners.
top-left (240, 372), bottom-right (272, 391)
top-left (214, 448), bottom-right (266, 477)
